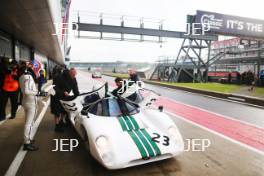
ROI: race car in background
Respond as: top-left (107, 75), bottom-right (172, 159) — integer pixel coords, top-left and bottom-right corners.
top-left (60, 83), bottom-right (184, 169)
top-left (91, 67), bottom-right (102, 78)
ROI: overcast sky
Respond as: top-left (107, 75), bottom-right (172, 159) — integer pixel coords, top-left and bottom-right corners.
top-left (68, 0), bottom-right (264, 63)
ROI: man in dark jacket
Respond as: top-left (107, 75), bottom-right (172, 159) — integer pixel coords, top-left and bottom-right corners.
top-left (55, 68), bottom-right (79, 100)
top-left (52, 68), bottom-right (79, 132)
top-left (112, 77), bottom-right (126, 96)
top-left (127, 68), bottom-right (142, 102)
top-left (128, 68), bottom-right (140, 83)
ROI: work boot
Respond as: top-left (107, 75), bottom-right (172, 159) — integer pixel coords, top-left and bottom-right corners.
top-left (23, 143), bottom-right (39, 151)
top-left (55, 124), bottom-right (64, 132)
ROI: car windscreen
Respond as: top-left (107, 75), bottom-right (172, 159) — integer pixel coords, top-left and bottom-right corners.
top-left (88, 97), bottom-right (139, 117)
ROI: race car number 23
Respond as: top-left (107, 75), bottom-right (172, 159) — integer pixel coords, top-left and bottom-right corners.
top-left (152, 133), bottom-right (170, 146)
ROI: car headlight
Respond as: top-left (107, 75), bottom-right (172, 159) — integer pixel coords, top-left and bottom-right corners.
top-left (96, 136), bottom-right (108, 148)
top-left (168, 126), bottom-right (184, 150)
top-left (96, 136), bottom-right (112, 163)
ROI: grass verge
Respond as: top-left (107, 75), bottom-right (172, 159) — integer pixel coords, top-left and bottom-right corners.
top-left (254, 87), bottom-right (264, 97)
top-left (103, 73), bottom-right (129, 79)
top-left (148, 81), bottom-right (241, 94)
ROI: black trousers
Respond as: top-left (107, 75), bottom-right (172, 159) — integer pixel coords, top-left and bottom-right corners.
top-left (0, 90), bottom-right (19, 119)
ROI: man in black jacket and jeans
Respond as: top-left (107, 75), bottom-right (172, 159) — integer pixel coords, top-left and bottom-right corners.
top-left (55, 68), bottom-right (79, 100)
top-left (52, 68), bottom-right (79, 132)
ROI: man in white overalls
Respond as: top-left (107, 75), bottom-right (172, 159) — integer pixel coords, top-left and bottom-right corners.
top-left (19, 64), bottom-right (47, 151)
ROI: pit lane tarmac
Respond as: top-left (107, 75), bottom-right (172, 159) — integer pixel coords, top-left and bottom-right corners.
top-left (1, 70), bottom-right (263, 176)
top-left (14, 107), bottom-right (264, 176)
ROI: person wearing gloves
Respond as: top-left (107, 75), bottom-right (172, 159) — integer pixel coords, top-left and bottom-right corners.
top-left (19, 64), bottom-right (47, 151)
top-left (52, 68), bottom-right (79, 132)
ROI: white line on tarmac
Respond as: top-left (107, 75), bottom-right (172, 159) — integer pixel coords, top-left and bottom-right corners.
top-left (165, 110), bottom-right (264, 156)
top-left (0, 106), bottom-right (21, 126)
top-left (4, 98), bottom-right (50, 176)
top-left (227, 96), bottom-right (245, 101)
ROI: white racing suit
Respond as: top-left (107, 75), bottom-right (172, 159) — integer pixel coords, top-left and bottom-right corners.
top-left (19, 74), bottom-right (38, 144)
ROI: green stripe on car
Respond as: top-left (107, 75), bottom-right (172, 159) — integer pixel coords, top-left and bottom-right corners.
top-left (128, 115), bottom-right (140, 130)
top-left (118, 116), bottom-right (128, 131)
top-left (127, 131), bottom-right (148, 159)
top-left (117, 115), bottom-right (161, 159)
top-left (134, 130), bottom-right (155, 157)
top-left (141, 129), bottom-right (161, 155)
top-left (123, 115), bottom-right (134, 130)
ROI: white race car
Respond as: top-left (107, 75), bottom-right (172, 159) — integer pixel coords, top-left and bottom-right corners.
top-left (92, 71), bottom-right (102, 78)
top-left (60, 84), bottom-right (184, 169)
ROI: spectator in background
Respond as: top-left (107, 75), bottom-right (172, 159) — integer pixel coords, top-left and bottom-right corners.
top-left (244, 71), bottom-right (253, 85)
top-left (0, 60), bottom-right (20, 120)
top-left (241, 72), bottom-right (246, 84)
top-left (38, 69), bottom-right (46, 92)
top-left (0, 57), bottom-right (7, 87)
top-left (52, 66), bottom-right (58, 79)
top-left (249, 75), bottom-right (258, 91)
top-left (228, 73), bottom-right (232, 83)
top-left (128, 68), bottom-right (140, 84)
top-left (236, 72), bottom-right (241, 84)
top-left (259, 70), bottom-right (264, 86)
top-left (127, 68), bottom-right (143, 102)
top-left (27, 62), bottom-right (37, 82)
top-left (0, 57), bottom-right (9, 121)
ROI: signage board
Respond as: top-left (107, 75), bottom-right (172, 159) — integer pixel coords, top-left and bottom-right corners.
top-left (195, 10), bottom-right (264, 39)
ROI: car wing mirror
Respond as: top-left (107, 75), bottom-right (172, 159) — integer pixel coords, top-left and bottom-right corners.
top-left (146, 103), bottom-right (151, 106)
top-left (150, 98), bottom-right (156, 102)
top-left (158, 106), bottom-right (163, 112)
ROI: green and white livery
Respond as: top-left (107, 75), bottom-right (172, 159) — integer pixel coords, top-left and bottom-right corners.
top-left (60, 86), bottom-right (184, 169)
